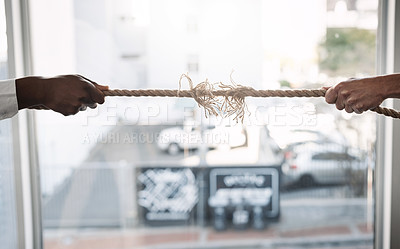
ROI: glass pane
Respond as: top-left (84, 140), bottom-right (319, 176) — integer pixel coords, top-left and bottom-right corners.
top-left (0, 0), bottom-right (19, 248)
top-left (31, 0), bottom-right (377, 248)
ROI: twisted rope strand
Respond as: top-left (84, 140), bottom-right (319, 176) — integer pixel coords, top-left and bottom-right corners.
top-left (102, 88), bottom-right (327, 98)
top-left (102, 88), bottom-right (400, 120)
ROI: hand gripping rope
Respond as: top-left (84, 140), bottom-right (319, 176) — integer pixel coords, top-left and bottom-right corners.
top-left (101, 74), bottom-right (400, 122)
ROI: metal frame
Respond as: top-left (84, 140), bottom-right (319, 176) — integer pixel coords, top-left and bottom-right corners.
top-left (4, 0), bottom-right (41, 248)
top-left (389, 1), bottom-right (400, 248)
top-left (376, 0), bottom-right (400, 248)
top-left (375, 1), bottom-right (389, 248)
top-left (19, 0), bottom-right (43, 246)
top-left (5, 0), bottom-right (27, 248)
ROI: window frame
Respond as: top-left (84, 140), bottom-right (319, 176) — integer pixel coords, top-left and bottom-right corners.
top-left (4, 0), bottom-right (27, 248)
top-left (6, 0), bottom-right (400, 248)
top-left (4, 0), bottom-right (40, 248)
top-left (375, 0), bottom-right (400, 249)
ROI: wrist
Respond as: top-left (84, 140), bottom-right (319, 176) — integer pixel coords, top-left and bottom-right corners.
top-left (16, 76), bottom-right (47, 109)
top-left (382, 74), bottom-right (400, 99)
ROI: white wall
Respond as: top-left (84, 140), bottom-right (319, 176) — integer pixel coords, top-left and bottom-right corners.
top-left (147, 0), bottom-right (263, 88)
top-left (29, 0), bottom-right (76, 75)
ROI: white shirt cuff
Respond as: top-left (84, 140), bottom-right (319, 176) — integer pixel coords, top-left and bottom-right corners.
top-left (0, 79), bottom-right (18, 120)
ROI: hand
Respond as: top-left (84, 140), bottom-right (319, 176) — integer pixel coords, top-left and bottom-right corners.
top-left (16, 74), bottom-right (109, 116)
top-left (324, 75), bottom-right (400, 114)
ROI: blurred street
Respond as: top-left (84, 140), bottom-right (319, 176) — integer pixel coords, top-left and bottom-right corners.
top-left (44, 196), bottom-right (372, 249)
top-left (42, 125), bottom-right (373, 249)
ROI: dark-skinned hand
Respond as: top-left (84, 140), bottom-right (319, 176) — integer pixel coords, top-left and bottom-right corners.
top-left (16, 74), bottom-right (108, 116)
top-left (324, 74), bottom-right (400, 114)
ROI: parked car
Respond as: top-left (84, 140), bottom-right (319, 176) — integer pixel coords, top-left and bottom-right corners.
top-left (282, 142), bottom-right (366, 187)
top-left (157, 125), bottom-right (246, 155)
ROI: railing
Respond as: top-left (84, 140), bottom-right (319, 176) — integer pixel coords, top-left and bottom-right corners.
top-left (41, 160), bottom-right (373, 229)
top-left (41, 162), bottom-right (136, 228)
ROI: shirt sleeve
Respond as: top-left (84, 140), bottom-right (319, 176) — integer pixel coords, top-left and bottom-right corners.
top-left (0, 79), bottom-right (18, 120)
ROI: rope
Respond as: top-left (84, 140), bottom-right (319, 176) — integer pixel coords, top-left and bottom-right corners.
top-left (30, 74), bottom-right (400, 121)
top-left (102, 80), bottom-right (400, 121)
top-left (102, 88), bottom-right (328, 98)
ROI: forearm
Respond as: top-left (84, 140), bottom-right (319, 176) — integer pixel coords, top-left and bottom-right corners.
top-left (15, 76), bottom-right (47, 109)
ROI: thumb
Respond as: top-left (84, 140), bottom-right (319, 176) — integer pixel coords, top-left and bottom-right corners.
top-left (77, 74), bottom-right (109, 91)
top-left (93, 82), bottom-right (109, 91)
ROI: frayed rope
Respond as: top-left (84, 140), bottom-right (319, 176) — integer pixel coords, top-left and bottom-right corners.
top-left (96, 74), bottom-right (400, 121)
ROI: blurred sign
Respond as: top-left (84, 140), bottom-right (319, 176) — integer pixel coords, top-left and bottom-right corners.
top-left (138, 168), bottom-right (198, 223)
top-left (208, 167), bottom-right (280, 230)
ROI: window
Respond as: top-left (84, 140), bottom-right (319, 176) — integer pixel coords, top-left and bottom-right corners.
top-left (187, 54), bottom-right (199, 73)
top-left (29, 0), bottom-right (378, 248)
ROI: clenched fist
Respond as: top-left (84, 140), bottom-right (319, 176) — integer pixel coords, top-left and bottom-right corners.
top-left (16, 74), bottom-right (108, 116)
top-left (325, 74), bottom-right (400, 114)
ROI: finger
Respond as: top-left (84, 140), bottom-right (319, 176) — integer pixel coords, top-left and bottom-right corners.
top-left (87, 86), bottom-right (106, 104)
top-left (344, 105), bottom-right (354, 113)
top-left (94, 83), bottom-right (109, 91)
top-left (79, 96), bottom-right (95, 104)
top-left (63, 104), bottom-right (81, 116)
top-left (325, 87), bottom-right (338, 104)
top-left (79, 105), bottom-right (87, 112)
top-left (336, 94), bottom-right (345, 110)
top-left (369, 105), bottom-right (379, 112)
top-left (77, 75), bottom-right (109, 91)
top-left (353, 108), bottom-right (362, 114)
top-left (87, 103), bottom-right (97, 109)
top-left (80, 97), bottom-right (97, 108)
top-left (28, 104), bottom-right (49, 110)
top-left (77, 74), bottom-right (96, 84)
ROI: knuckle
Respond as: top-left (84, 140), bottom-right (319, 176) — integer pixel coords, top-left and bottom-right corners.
top-left (355, 104), bottom-right (364, 111)
top-left (335, 82), bottom-right (344, 90)
top-left (67, 74), bottom-right (78, 80)
top-left (340, 90), bottom-right (350, 97)
top-left (346, 98), bottom-right (356, 105)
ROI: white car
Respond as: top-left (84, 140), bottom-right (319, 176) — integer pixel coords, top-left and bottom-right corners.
top-left (282, 142), bottom-right (366, 187)
top-left (157, 125), bottom-right (246, 155)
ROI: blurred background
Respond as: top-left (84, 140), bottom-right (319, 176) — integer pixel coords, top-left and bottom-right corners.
top-left (1, 0), bottom-right (379, 248)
